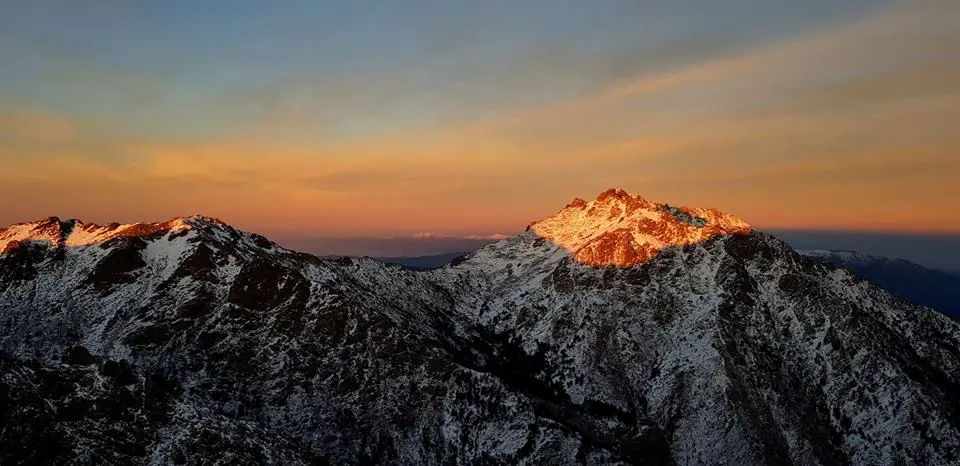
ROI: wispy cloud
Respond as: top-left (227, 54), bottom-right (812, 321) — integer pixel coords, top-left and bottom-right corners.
top-left (1, 1), bottom-right (958, 234)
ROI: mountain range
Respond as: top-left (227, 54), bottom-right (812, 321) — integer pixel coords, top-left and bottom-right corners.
top-left (1, 188), bottom-right (959, 465)
top-left (378, 249), bottom-right (960, 321)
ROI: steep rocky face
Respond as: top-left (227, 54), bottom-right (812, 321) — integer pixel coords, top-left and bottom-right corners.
top-left (529, 189), bottom-right (751, 267)
top-left (2, 191), bottom-right (959, 465)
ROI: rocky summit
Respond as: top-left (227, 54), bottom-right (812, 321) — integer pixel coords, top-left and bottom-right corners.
top-left (1, 190), bottom-right (959, 465)
top-left (529, 189), bottom-right (752, 267)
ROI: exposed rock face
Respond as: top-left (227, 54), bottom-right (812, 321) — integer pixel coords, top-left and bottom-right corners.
top-left (1, 191), bottom-right (959, 465)
top-left (530, 189), bottom-right (751, 267)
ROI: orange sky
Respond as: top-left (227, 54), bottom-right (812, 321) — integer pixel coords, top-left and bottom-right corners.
top-left (1, 1), bottom-right (958, 237)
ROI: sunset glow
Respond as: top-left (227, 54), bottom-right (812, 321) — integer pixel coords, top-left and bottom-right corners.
top-left (1, 1), bottom-right (958, 238)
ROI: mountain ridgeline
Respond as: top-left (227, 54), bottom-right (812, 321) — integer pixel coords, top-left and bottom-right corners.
top-left (1, 189), bottom-right (959, 465)
top-left (379, 248), bottom-right (960, 322)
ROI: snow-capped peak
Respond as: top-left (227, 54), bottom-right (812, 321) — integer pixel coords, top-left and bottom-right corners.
top-left (0, 215), bottom-right (231, 253)
top-left (529, 188), bottom-right (751, 266)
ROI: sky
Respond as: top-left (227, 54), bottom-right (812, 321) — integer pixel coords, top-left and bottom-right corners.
top-left (1, 0), bottom-right (959, 241)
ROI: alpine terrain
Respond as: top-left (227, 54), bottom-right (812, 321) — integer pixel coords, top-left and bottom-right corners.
top-left (1, 188), bottom-right (959, 465)
top-left (799, 249), bottom-right (960, 320)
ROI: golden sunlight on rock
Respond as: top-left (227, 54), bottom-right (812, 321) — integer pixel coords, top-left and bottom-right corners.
top-left (0, 216), bottom-right (228, 252)
top-left (530, 188), bottom-right (752, 267)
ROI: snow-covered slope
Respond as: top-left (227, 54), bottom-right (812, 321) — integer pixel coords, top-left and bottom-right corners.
top-left (0, 216), bottom-right (601, 464)
top-left (435, 190), bottom-right (960, 465)
top-left (2, 191), bottom-right (959, 465)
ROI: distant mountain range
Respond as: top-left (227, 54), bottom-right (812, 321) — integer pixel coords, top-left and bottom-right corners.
top-left (798, 250), bottom-right (960, 320)
top-left (2, 189), bottom-right (959, 464)
top-left (278, 236), bottom-right (500, 258)
top-left (771, 230), bottom-right (960, 278)
top-left (376, 252), bottom-right (470, 270)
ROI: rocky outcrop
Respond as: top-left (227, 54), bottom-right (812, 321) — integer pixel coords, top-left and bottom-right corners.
top-left (529, 189), bottom-right (751, 267)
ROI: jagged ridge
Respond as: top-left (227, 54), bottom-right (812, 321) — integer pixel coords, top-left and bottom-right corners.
top-left (529, 189), bottom-right (751, 267)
